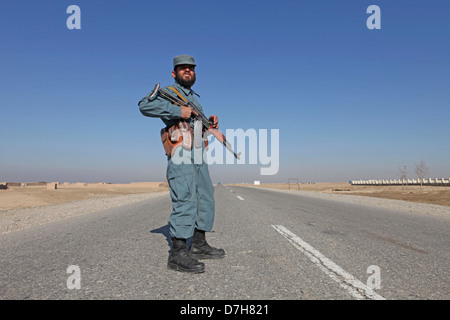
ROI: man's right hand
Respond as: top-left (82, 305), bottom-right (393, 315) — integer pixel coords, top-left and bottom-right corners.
top-left (180, 106), bottom-right (198, 119)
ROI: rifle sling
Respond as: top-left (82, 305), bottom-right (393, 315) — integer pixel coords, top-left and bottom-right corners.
top-left (167, 86), bottom-right (209, 150)
top-left (167, 86), bottom-right (188, 105)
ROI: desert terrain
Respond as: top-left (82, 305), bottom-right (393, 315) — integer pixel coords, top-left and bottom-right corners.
top-left (1, 181), bottom-right (448, 211)
top-left (231, 182), bottom-right (450, 207)
top-left (0, 182), bottom-right (169, 211)
top-left (1, 181), bottom-right (448, 235)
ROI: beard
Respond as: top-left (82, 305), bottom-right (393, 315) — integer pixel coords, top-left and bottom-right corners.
top-left (175, 72), bottom-right (196, 89)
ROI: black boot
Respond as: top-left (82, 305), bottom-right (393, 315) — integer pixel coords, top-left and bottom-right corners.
top-left (168, 238), bottom-right (205, 273)
top-left (189, 229), bottom-right (225, 260)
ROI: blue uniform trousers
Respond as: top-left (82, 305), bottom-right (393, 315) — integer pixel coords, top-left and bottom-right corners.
top-left (166, 148), bottom-right (215, 239)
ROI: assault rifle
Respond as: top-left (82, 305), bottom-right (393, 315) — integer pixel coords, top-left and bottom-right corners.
top-left (150, 83), bottom-right (241, 159)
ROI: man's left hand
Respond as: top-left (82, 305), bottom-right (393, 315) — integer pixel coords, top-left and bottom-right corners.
top-left (209, 115), bottom-right (219, 129)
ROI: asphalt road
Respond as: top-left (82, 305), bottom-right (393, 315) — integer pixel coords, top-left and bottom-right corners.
top-left (1, 184), bottom-right (448, 300)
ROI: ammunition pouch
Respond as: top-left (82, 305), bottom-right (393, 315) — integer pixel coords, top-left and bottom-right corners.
top-left (161, 121), bottom-right (210, 157)
top-left (161, 121), bottom-right (193, 157)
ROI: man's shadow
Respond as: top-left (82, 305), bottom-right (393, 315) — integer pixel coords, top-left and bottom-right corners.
top-left (150, 223), bottom-right (192, 253)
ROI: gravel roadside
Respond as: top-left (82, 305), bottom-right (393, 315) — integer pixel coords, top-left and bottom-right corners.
top-left (0, 192), bottom-right (169, 235)
top-left (243, 186), bottom-right (450, 219)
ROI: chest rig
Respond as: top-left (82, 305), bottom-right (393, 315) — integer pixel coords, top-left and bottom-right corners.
top-left (160, 87), bottom-right (208, 157)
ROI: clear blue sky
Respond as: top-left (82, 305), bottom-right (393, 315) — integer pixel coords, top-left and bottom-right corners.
top-left (1, 0), bottom-right (449, 184)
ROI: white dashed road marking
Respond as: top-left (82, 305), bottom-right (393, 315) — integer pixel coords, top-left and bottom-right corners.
top-left (236, 196), bottom-right (245, 200)
top-left (272, 225), bottom-right (385, 300)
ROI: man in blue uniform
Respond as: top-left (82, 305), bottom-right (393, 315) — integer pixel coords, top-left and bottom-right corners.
top-left (139, 55), bottom-right (225, 273)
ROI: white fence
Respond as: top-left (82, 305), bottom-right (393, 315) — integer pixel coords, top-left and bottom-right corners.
top-left (350, 178), bottom-right (450, 186)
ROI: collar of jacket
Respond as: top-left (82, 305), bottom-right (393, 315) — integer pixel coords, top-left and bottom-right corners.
top-left (173, 81), bottom-right (200, 98)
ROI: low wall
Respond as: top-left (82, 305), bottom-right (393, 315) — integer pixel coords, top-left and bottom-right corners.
top-left (350, 178), bottom-right (450, 186)
top-left (6, 182), bottom-right (48, 187)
